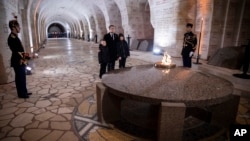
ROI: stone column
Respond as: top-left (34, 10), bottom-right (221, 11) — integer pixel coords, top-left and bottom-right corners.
top-left (238, 0), bottom-right (250, 45)
top-left (31, 13), bottom-right (39, 52)
top-left (96, 82), bottom-right (122, 123)
top-left (83, 18), bottom-right (89, 40)
top-left (30, 14), bottom-right (36, 51)
top-left (96, 82), bottom-right (107, 123)
top-left (157, 102), bottom-right (186, 141)
top-left (20, 9), bottom-right (31, 53)
top-left (220, 0), bottom-right (230, 48)
top-left (195, 0), bottom-right (213, 59)
top-left (70, 25), bottom-right (75, 38)
top-left (209, 95), bottom-right (240, 127)
top-left (89, 17), bottom-right (96, 41)
top-left (40, 20), bottom-right (46, 42)
top-left (234, 0), bottom-right (246, 46)
top-left (0, 0), bottom-right (19, 84)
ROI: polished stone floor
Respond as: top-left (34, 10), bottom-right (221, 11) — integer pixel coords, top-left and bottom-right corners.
top-left (0, 38), bottom-right (249, 141)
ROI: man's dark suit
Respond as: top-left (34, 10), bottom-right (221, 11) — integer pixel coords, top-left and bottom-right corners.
top-left (103, 32), bottom-right (119, 71)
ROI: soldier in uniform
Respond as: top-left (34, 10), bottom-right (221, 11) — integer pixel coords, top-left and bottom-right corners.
top-left (181, 23), bottom-right (197, 68)
top-left (8, 17), bottom-right (32, 98)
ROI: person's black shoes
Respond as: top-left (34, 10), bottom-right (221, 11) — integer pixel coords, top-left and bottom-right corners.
top-left (18, 92), bottom-right (32, 98)
top-left (18, 95), bottom-right (29, 99)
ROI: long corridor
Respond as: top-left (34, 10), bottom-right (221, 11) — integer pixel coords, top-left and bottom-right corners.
top-left (0, 39), bottom-right (150, 141)
top-left (1, 39), bottom-right (250, 141)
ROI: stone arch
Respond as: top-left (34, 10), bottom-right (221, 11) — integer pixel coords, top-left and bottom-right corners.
top-left (113, 0), bottom-right (154, 40)
top-left (45, 17), bottom-right (79, 39)
top-left (104, 0), bottom-right (124, 34)
top-left (93, 5), bottom-right (107, 42)
top-left (139, 0), bottom-right (154, 39)
top-left (45, 19), bottom-right (70, 38)
top-left (47, 23), bottom-right (66, 38)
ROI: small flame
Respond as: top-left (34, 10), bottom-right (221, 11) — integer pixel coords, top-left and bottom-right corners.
top-left (161, 52), bottom-right (172, 65)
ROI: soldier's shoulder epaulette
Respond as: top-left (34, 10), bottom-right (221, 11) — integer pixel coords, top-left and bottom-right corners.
top-left (10, 34), bottom-right (16, 38)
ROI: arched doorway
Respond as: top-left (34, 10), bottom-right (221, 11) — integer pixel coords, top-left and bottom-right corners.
top-left (47, 23), bottom-right (66, 38)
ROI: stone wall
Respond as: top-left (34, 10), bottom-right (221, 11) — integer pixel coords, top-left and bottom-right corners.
top-left (117, 0), bottom-right (154, 41)
top-left (0, 0), bottom-right (21, 84)
top-left (208, 0), bottom-right (227, 59)
top-left (1, 0), bottom-right (250, 84)
top-left (238, 0), bottom-right (250, 45)
top-left (150, 0), bottom-right (196, 57)
top-left (208, 46), bottom-right (245, 69)
top-left (149, 0), bottom-right (249, 59)
top-left (209, 0), bottom-right (250, 59)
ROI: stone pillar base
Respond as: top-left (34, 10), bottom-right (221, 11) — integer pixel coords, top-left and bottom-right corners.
top-left (209, 95), bottom-right (240, 127)
top-left (96, 82), bottom-right (122, 124)
top-left (157, 102), bottom-right (186, 141)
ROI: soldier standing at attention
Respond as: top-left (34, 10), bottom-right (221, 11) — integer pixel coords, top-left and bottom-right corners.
top-left (181, 23), bottom-right (197, 68)
top-left (8, 16), bottom-right (32, 98)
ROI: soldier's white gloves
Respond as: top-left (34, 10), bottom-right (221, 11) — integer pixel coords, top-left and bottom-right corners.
top-left (189, 51), bottom-right (194, 57)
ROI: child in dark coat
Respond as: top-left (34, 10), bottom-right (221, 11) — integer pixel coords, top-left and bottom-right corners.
top-left (98, 39), bottom-right (110, 78)
top-left (116, 33), bottom-right (130, 68)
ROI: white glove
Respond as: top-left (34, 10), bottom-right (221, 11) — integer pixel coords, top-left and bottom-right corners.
top-left (189, 51), bottom-right (194, 57)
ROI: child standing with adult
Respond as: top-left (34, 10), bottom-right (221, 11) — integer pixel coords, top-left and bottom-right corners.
top-left (98, 39), bottom-right (109, 78)
top-left (116, 33), bottom-right (130, 68)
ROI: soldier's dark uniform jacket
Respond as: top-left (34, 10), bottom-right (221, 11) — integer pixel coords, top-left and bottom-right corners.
top-left (181, 32), bottom-right (197, 57)
top-left (8, 33), bottom-right (25, 67)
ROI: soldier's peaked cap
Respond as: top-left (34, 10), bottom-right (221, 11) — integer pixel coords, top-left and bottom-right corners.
top-left (9, 15), bottom-right (19, 29)
top-left (186, 23), bottom-right (193, 28)
top-left (9, 20), bottom-right (19, 29)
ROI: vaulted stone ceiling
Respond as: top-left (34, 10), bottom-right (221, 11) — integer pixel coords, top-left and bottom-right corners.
top-left (29, 0), bottom-right (149, 39)
top-left (2, 0), bottom-right (248, 65)
top-left (1, 0), bottom-right (250, 84)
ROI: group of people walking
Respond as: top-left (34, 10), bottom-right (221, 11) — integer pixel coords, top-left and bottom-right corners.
top-left (98, 25), bottom-right (130, 78)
